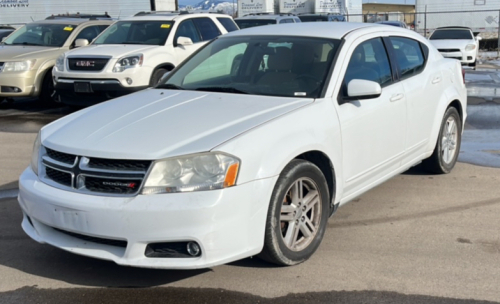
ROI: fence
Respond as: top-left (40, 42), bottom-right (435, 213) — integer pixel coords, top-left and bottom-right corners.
top-left (343, 9), bottom-right (500, 51)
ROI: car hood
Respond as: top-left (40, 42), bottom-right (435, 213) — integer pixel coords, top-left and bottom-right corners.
top-left (42, 89), bottom-right (312, 160)
top-left (66, 44), bottom-right (159, 59)
top-left (0, 45), bottom-right (61, 60)
top-left (429, 39), bottom-right (475, 49)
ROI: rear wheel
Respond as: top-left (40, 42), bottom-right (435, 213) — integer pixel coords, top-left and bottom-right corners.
top-left (423, 107), bottom-right (462, 174)
top-left (259, 159), bottom-right (329, 266)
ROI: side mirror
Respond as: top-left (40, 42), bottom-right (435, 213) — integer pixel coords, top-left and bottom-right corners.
top-left (74, 39), bottom-right (89, 48)
top-left (177, 36), bottom-right (193, 46)
top-left (476, 36), bottom-right (482, 41)
top-left (347, 79), bottom-right (382, 100)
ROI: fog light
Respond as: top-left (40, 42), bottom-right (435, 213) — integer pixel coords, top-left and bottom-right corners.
top-left (187, 242), bottom-right (201, 257)
top-left (126, 77), bottom-right (133, 85)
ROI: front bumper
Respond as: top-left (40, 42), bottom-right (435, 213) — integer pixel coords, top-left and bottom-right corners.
top-left (0, 69), bottom-right (37, 98)
top-left (18, 168), bottom-right (277, 269)
top-left (54, 78), bottom-right (148, 106)
top-left (439, 50), bottom-right (476, 65)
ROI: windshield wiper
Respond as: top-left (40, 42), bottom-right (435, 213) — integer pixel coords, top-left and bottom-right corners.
top-left (120, 41), bottom-right (146, 45)
top-left (195, 87), bottom-right (248, 94)
top-left (156, 83), bottom-right (184, 90)
top-left (10, 42), bottom-right (44, 46)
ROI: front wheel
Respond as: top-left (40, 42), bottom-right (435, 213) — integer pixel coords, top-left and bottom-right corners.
top-left (150, 68), bottom-right (168, 86)
top-left (423, 107), bottom-right (462, 174)
top-left (39, 70), bottom-right (55, 105)
top-left (258, 159), bottom-right (330, 266)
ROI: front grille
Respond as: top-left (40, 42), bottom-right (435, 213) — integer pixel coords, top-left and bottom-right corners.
top-left (438, 49), bottom-right (461, 53)
top-left (46, 167), bottom-right (72, 187)
top-left (85, 176), bottom-right (142, 194)
top-left (68, 58), bottom-right (109, 71)
top-left (46, 148), bottom-right (76, 165)
top-left (88, 158), bottom-right (151, 171)
top-left (41, 147), bottom-right (152, 196)
top-left (54, 228), bottom-right (127, 248)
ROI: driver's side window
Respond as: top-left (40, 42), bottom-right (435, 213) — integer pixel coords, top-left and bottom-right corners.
top-left (342, 37), bottom-right (393, 95)
top-left (174, 20), bottom-right (201, 44)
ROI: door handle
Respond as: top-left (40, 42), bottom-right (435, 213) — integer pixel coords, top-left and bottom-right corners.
top-left (390, 93), bottom-right (404, 102)
top-left (432, 77), bottom-right (442, 84)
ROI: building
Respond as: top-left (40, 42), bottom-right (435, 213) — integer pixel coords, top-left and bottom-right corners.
top-left (362, 2), bottom-right (415, 26)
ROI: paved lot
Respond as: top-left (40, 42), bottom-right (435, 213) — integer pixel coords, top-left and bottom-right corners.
top-left (0, 68), bottom-right (499, 303)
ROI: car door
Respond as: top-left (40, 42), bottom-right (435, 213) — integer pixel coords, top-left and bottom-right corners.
top-left (386, 36), bottom-right (440, 165)
top-left (336, 36), bottom-right (407, 197)
top-left (172, 19), bottom-right (204, 64)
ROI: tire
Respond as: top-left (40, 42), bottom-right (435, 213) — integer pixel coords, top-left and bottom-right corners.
top-left (149, 68), bottom-right (168, 86)
top-left (423, 107), bottom-right (462, 174)
top-left (469, 60), bottom-right (477, 70)
top-left (39, 70), bottom-right (55, 105)
top-left (258, 159), bottom-right (330, 266)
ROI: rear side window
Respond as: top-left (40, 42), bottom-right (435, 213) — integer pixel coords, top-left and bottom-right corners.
top-left (192, 18), bottom-right (221, 41)
top-left (388, 37), bottom-right (425, 80)
top-left (217, 17), bottom-right (239, 32)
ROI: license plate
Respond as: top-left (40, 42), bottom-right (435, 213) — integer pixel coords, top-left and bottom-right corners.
top-left (74, 82), bottom-right (91, 93)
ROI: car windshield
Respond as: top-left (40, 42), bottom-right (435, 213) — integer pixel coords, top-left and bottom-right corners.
top-left (2, 23), bottom-right (77, 47)
top-left (93, 21), bottom-right (173, 45)
top-left (157, 36), bottom-right (340, 98)
top-left (430, 29), bottom-right (473, 40)
top-left (235, 19), bottom-right (276, 29)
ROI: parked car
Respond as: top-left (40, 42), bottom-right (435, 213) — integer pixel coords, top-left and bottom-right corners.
top-left (376, 20), bottom-right (408, 28)
top-left (53, 11), bottom-right (238, 107)
top-left (0, 17), bottom-right (112, 104)
top-left (298, 13), bottom-right (345, 22)
top-left (429, 26), bottom-right (480, 69)
top-left (19, 22), bottom-right (466, 269)
top-left (0, 29), bottom-right (14, 40)
top-left (235, 13), bottom-right (300, 29)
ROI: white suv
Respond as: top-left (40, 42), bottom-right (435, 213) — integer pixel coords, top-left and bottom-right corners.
top-left (53, 11), bottom-right (238, 106)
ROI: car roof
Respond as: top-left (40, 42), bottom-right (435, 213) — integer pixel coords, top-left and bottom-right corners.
top-left (235, 13), bottom-right (296, 20)
top-left (435, 26), bottom-right (472, 30)
top-left (122, 12), bottom-right (231, 22)
top-left (224, 22), bottom-right (382, 39)
top-left (32, 19), bottom-right (112, 25)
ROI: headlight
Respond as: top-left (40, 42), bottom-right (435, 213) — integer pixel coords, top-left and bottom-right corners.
top-left (142, 152), bottom-right (240, 194)
top-left (113, 54), bottom-right (143, 73)
top-left (465, 44), bottom-right (476, 51)
top-left (55, 54), bottom-right (65, 71)
top-left (30, 132), bottom-right (41, 176)
top-left (3, 59), bottom-right (36, 72)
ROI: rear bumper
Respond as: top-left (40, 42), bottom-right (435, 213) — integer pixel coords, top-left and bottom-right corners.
top-left (54, 78), bottom-right (148, 106)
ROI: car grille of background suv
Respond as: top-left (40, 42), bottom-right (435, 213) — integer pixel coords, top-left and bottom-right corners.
top-left (68, 57), bottom-right (110, 71)
top-left (41, 147), bottom-right (151, 196)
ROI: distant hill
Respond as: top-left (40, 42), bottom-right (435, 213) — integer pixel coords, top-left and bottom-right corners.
top-left (179, 0), bottom-right (236, 15)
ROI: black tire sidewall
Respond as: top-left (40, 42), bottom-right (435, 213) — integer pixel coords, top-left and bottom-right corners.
top-left (435, 107), bottom-right (462, 173)
top-left (150, 68), bottom-right (168, 86)
top-left (39, 69), bottom-right (54, 104)
top-left (266, 160), bottom-right (330, 265)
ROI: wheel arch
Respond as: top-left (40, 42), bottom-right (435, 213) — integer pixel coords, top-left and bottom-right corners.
top-left (294, 150), bottom-right (337, 216)
top-left (153, 63), bottom-right (175, 73)
top-left (34, 61), bottom-right (55, 96)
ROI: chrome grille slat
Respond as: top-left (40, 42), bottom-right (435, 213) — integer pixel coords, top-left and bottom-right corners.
top-left (41, 147), bottom-right (152, 196)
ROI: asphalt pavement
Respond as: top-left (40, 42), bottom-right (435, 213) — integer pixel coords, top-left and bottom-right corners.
top-left (1, 67), bottom-right (499, 303)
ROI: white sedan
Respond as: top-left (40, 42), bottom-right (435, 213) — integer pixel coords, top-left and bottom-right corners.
top-left (19, 22), bottom-right (467, 269)
top-left (429, 27), bottom-right (481, 69)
